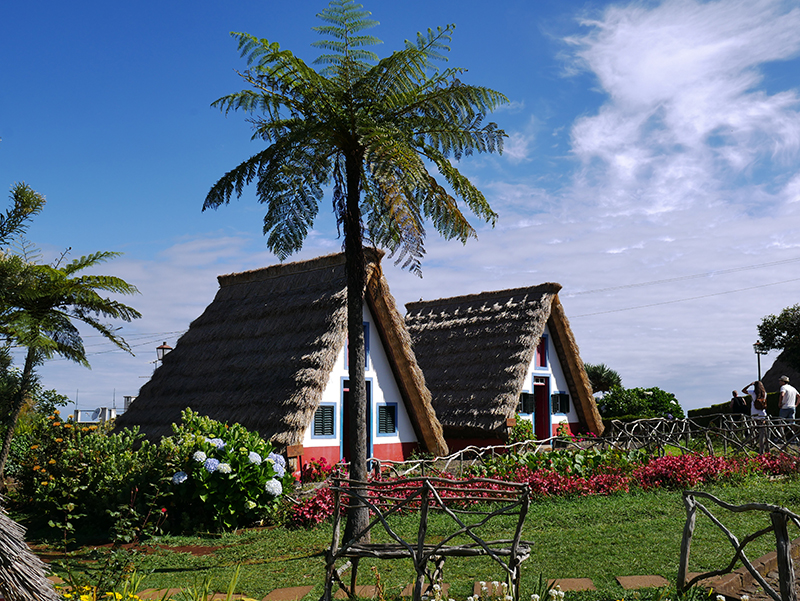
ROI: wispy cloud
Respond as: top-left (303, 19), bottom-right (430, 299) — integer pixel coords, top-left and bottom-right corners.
top-left (565, 0), bottom-right (800, 215)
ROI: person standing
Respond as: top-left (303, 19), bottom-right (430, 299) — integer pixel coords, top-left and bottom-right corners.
top-left (743, 381), bottom-right (767, 418)
top-left (730, 390), bottom-right (748, 415)
top-left (778, 376), bottom-right (799, 419)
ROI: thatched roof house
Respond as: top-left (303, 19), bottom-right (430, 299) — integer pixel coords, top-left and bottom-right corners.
top-left (116, 250), bottom-right (447, 463)
top-left (405, 283), bottom-right (603, 447)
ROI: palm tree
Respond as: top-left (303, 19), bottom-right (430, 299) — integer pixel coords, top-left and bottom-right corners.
top-left (204, 0), bottom-right (507, 537)
top-left (0, 249), bottom-right (141, 480)
top-left (583, 363), bottom-right (622, 395)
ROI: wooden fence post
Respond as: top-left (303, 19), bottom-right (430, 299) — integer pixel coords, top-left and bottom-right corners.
top-left (677, 492), bottom-right (697, 594)
top-left (770, 511), bottom-right (796, 601)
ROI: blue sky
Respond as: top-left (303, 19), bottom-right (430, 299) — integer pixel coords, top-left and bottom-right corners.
top-left (2, 0), bottom-right (800, 413)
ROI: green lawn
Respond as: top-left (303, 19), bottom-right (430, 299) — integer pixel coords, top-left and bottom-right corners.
top-left (48, 478), bottom-right (800, 600)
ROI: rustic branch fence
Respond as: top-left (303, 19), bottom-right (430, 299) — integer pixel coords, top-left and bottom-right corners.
top-left (322, 476), bottom-right (532, 601)
top-left (678, 490), bottom-right (800, 601)
top-left (364, 415), bottom-right (800, 481)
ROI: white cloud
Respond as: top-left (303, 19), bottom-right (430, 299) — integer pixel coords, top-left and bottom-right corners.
top-left (566, 0), bottom-right (800, 215)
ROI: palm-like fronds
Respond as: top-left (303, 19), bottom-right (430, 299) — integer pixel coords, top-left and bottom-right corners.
top-left (0, 216), bottom-right (141, 476)
top-left (206, 2), bottom-right (507, 273)
top-left (0, 184), bottom-right (45, 247)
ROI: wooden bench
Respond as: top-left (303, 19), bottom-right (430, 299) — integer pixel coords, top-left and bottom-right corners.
top-left (322, 476), bottom-right (532, 601)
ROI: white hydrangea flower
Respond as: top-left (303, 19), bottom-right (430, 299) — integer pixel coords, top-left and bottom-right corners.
top-left (264, 478), bottom-right (283, 497)
top-left (193, 450), bottom-right (207, 463)
top-left (248, 451), bottom-right (262, 465)
top-left (218, 462), bottom-right (232, 474)
top-left (717, 596), bottom-right (725, 601)
top-left (531, 595), bottom-right (540, 601)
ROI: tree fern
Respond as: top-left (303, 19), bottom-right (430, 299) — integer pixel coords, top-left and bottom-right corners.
top-left (205, 0), bottom-right (508, 541)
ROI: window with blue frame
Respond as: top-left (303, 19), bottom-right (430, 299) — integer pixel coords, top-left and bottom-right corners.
top-left (312, 404), bottom-right (336, 438)
top-left (377, 403), bottom-right (397, 435)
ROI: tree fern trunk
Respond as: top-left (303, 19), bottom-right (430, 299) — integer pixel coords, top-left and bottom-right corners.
top-left (343, 150), bottom-right (370, 544)
top-left (0, 348), bottom-right (36, 484)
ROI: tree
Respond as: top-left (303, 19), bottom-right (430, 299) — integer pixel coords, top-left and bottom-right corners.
top-left (758, 304), bottom-right (800, 370)
top-left (0, 183), bottom-right (45, 246)
top-left (0, 188), bottom-right (142, 480)
top-left (598, 386), bottom-right (684, 420)
top-left (204, 0), bottom-right (507, 538)
top-left (583, 363), bottom-right (622, 395)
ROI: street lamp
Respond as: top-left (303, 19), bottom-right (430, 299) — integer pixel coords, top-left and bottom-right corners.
top-left (753, 340), bottom-right (768, 381)
top-left (156, 342), bottom-right (173, 366)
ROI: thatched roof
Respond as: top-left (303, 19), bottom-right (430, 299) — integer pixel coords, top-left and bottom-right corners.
top-left (405, 283), bottom-right (604, 439)
top-left (115, 250), bottom-right (447, 456)
top-left (0, 500), bottom-right (60, 601)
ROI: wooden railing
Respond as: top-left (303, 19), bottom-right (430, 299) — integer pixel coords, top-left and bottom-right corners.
top-left (678, 490), bottom-right (800, 601)
top-left (322, 476), bottom-right (532, 601)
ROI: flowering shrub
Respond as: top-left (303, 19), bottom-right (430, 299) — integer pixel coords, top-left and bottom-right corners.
top-left (12, 411), bottom-right (168, 542)
top-left (300, 456), bottom-right (334, 483)
top-left (633, 454), bottom-right (749, 490)
top-left (755, 452), bottom-right (800, 476)
top-left (288, 485), bottom-right (335, 528)
top-left (162, 409), bottom-right (295, 531)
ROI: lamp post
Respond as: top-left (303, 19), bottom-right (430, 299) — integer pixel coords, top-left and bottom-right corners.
top-left (753, 340), bottom-right (768, 381)
top-left (155, 342), bottom-right (172, 368)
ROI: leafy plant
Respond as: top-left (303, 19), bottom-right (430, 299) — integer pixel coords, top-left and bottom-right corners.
top-left (12, 411), bottom-right (169, 541)
top-left (598, 386), bottom-right (685, 420)
top-left (162, 409), bottom-right (295, 531)
top-left (300, 456), bottom-right (334, 483)
top-left (509, 414), bottom-right (534, 444)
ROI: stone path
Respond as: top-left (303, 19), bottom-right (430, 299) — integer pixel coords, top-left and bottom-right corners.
top-left (82, 575), bottom-right (674, 601)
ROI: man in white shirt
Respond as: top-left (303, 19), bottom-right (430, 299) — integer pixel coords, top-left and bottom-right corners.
top-left (779, 375), bottom-right (799, 419)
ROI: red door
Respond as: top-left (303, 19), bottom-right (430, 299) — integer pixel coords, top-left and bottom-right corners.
top-left (534, 376), bottom-right (551, 440)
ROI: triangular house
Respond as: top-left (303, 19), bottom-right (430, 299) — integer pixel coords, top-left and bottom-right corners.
top-left (116, 251), bottom-right (447, 468)
top-left (405, 283), bottom-right (603, 450)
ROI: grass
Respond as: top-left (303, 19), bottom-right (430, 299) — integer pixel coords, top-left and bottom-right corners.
top-left (45, 476), bottom-right (800, 600)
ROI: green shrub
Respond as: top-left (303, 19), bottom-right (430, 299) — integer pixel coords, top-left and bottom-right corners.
top-left (11, 408), bottom-right (296, 539)
top-left (162, 409), bottom-right (295, 531)
top-left (12, 412), bottom-right (169, 542)
top-left (598, 386), bottom-right (684, 419)
top-left (509, 414), bottom-right (534, 443)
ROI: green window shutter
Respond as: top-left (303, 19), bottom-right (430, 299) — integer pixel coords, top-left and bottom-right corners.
top-left (518, 392), bottom-right (535, 414)
top-left (378, 405), bottom-right (396, 434)
top-left (314, 405), bottom-right (334, 436)
top-left (551, 393), bottom-right (570, 414)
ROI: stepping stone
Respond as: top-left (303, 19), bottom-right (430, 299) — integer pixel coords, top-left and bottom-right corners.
top-left (263, 586), bottom-right (315, 601)
top-left (402, 583), bottom-right (449, 597)
top-left (616, 575), bottom-right (669, 590)
top-left (47, 575), bottom-right (64, 585)
top-left (548, 578), bottom-right (596, 591)
top-left (334, 585), bottom-right (379, 599)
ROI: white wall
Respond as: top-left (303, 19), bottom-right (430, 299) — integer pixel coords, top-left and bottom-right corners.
top-left (301, 305), bottom-right (418, 453)
top-left (517, 324), bottom-right (578, 429)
